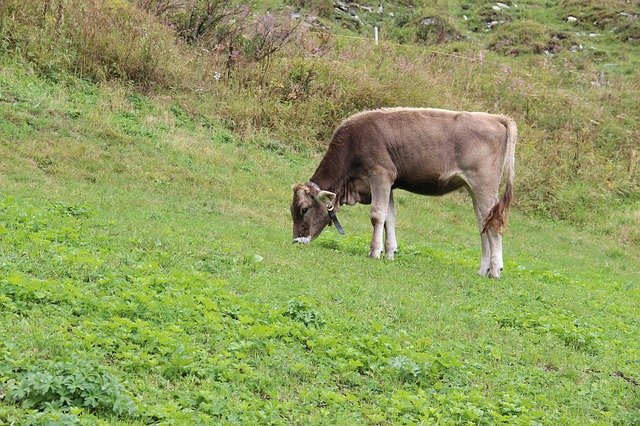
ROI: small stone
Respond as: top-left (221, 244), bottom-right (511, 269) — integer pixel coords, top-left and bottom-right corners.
top-left (567, 16), bottom-right (577, 23)
top-left (496, 2), bottom-right (510, 9)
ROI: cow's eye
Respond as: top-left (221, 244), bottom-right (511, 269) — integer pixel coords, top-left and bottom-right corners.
top-left (301, 207), bottom-right (309, 216)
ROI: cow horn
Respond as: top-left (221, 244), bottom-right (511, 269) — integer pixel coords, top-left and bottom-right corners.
top-left (314, 190), bottom-right (344, 234)
top-left (315, 190), bottom-right (336, 205)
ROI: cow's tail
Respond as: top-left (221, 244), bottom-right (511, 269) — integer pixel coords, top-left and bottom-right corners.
top-left (482, 116), bottom-right (517, 234)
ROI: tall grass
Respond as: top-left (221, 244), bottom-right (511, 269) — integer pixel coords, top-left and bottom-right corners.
top-left (0, 0), bottom-right (206, 88)
top-left (209, 36), bottom-right (639, 221)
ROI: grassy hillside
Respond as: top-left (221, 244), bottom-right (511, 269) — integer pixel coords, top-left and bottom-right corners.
top-left (1, 54), bottom-right (639, 424)
top-left (1, 0), bottom-right (639, 424)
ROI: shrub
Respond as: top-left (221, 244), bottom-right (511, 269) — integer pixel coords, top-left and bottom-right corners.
top-left (618, 17), bottom-right (640, 44)
top-left (414, 15), bottom-right (462, 45)
top-left (5, 361), bottom-right (138, 417)
top-left (284, 298), bottom-right (325, 327)
top-left (488, 20), bottom-right (562, 56)
top-left (469, 2), bottom-right (512, 32)
top-left (0, 0), bottom-right (203, 88)
top-left (287, 0), bottom-right (334, 19)
top-left (559, 1), bottom-right (639, 44)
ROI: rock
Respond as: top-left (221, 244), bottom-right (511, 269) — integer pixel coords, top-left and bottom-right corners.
top-left (492, 5), bottom-right (501, 11)
top-left (388, 12), bottom-right (394, 17)
top-left (377, 5), bottom-right (383, 14)
top-left (421, 17), bottom-right (436, 26)
top-left (567, 16), bottom-right (577, 23)
top-left (290, 12), bottom-right (301, 19)
top-left (463, 15), bottom-right (468, 21)
top-left (496, 2), bottom-right (510, 9)
top-left (589, 33), bottom-right (601, 37)
top-left (334, 1), bottom-right (348, 12)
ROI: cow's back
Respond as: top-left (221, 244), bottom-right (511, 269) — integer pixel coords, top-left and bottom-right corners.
top-left (338, 108), bottom-right (506, 195)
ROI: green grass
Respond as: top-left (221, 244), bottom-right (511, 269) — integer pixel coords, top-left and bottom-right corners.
top-left (1, 58), bottom-right (639, 424)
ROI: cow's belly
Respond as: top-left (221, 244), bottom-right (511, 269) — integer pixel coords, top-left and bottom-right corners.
top-left (393, 175), bottom-right (466, 196)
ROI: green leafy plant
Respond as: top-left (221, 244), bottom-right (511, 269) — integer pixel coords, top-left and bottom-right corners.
top-left (284, 298), bottom-right (326, 328)
top-left (5, 361), bottom-right (138, 417)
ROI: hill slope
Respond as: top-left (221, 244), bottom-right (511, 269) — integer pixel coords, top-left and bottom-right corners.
top-left (1, 56), bottom-right (639, 424)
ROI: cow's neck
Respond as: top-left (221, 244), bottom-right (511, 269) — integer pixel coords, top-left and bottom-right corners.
top-left (310, 139), bottom-right (352, 201)
top-left (309, 173), bottom-right (337, 193)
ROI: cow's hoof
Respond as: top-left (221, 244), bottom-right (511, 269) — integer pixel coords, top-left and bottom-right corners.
top-left (477, 267), bottom-right (490, 277)
top-left (385, 253), bottom-right (395, 260)
top-left (488, 267), bottom-right (501, 278)
top-left (368, 251), bottom-right (382, 259)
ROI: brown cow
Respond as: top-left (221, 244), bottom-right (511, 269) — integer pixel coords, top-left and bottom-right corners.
top-left (290, 107), bottom-right (517, 277)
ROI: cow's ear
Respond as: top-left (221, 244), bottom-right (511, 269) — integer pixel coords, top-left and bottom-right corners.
top-left (315, 190), bottom-right (336, 205)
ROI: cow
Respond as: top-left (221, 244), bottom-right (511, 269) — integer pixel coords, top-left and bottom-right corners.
top-left (290, 107), bottom-right (517, 278)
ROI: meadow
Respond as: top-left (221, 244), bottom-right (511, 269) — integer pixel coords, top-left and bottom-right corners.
top-left (1, 0), bottom-right (639, 424)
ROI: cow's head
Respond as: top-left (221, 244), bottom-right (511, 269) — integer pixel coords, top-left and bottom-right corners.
top-left (290, 183), bottom-right (343, 244)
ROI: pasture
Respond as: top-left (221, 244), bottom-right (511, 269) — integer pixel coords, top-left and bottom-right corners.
top-left (1, 59), bottom-right (638, 424)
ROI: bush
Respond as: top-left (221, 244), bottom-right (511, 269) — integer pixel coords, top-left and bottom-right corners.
top-left (414, 15), bottom-right (462, 45)
top-left (469, 2), bottom-right (512, 32)
top-left (5, 361), bottom-right (138, 417)
top-left (0, 0), bottom-right (202, 88)
top-left (559, 0), bottom-right (639, 44)
top-left (488, 20), bottom-right (566, 56)
top-left (287, 0), bottom-right (334, 19)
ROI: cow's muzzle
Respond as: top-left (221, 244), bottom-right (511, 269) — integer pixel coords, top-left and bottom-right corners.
top-left (293, 236), bottom-right (311, 244)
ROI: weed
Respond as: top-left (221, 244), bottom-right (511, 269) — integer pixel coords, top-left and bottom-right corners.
top-left (284, 298), bottom-right (326, 328)
top-left (5, 361), bottom-right (138, 417)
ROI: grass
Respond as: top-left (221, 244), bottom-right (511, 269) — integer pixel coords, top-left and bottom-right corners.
top-left (1, 57), bottom-right (639, 424)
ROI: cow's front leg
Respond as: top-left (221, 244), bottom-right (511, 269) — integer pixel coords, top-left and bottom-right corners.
top-left (368, 176), bottom-right (392, 259)
top-left (384, 191), bottom-right (398, 260)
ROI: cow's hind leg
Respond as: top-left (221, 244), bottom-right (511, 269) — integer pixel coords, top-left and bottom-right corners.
top-left (485, 223), bottom-right (503, 278)
top-left (384, 191), bottom-right (398, 260)
top-left (369, 175), bottom-right (393, 259)
top-left (468, 179), bottom-right (503, 278)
